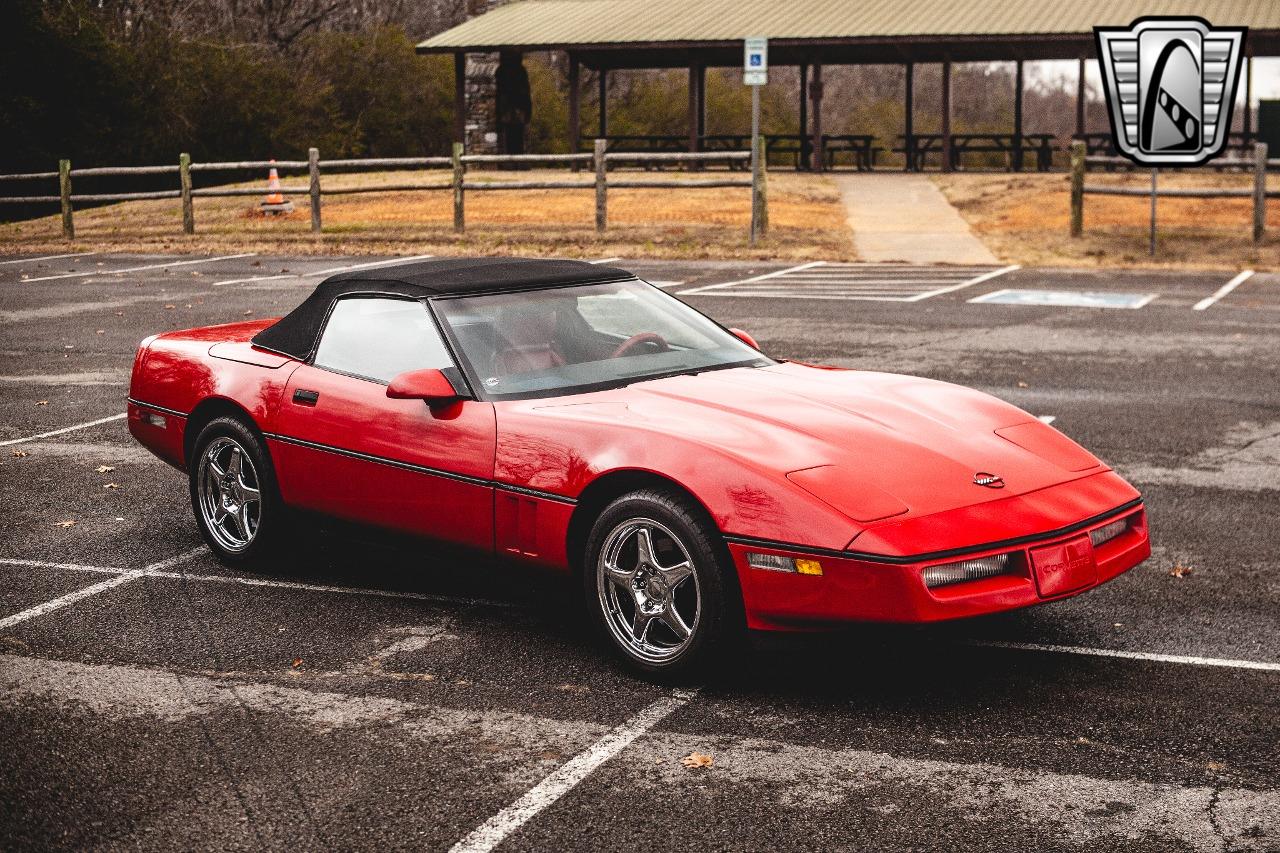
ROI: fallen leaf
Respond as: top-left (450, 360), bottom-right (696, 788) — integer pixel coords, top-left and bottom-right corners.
top-left (104, 482), bottom-right (120, 490)
top-left (164, 305), bottom-right (175, 310)
top-left (242, 310), bottom-right (254, 316)
top-left (114, 311), bottom-right (125, 316)
top-left (11, 450), bottom-right (28, 458)
top-left (96, 465), bottom-right (115, 473)
top-left (36, 400), bottom-right (48, 406)
top-left (55, 520), bottom-right (76, 528)
top-left (95, 329), bottom-right (105, 334)
top-left (1207, 761), bottom-right (1226, 771)
top-left (291, 658), bottom-right (303, 668)
top-left (1017, 381), bottom-right (1029, 388)
top-left (1169, 564), bottom-right (1194, 578)
top-left (681, 752), bottom-right (714, 769)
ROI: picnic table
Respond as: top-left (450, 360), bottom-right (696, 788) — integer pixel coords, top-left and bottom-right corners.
top-left (896, 133), bottom-right (1056, 171)
top-left (1073, 131), bottom-right (1257, 168)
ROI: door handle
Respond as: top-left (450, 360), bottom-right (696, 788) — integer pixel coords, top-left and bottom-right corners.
top-left (292, 389), bottom-right (319, 407)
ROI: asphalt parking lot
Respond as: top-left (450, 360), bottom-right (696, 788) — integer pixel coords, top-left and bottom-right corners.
top-left (1, 251), bottom-right (1278, 852)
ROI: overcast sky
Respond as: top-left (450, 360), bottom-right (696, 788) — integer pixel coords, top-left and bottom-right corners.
top-left (1032, 58), bottom-right (1280, 106)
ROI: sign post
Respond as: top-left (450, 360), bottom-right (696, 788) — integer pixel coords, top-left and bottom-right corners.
top-left (744, 37), bottom-right (767, 245)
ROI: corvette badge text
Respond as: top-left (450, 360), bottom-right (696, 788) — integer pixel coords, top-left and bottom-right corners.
top-left (1095, 17), bottom-right (1247, 166)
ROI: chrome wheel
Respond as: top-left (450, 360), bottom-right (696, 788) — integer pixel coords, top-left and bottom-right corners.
top-left (596, 517), bottom-right (700, 664)
top-left (196, 436), bottom-right (262, 552)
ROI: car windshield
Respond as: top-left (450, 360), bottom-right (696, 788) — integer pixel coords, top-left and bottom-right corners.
top-left (431, 279), bottom-right (773, 400)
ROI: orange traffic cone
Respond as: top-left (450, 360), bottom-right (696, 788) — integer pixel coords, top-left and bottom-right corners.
top-left (259, 159), bottom-right (294, 214)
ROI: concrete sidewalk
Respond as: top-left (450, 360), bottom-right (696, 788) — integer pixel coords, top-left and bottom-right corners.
top-left (835, 173), bottom-right (999, 264)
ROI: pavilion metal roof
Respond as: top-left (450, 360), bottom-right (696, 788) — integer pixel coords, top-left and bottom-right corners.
top-left (418, 0), bottom-right (1280, 56)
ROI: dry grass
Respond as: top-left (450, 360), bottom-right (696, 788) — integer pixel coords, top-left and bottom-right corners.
top-left (0, 169), bottom-right (852, 261)
top-left (935, 171), bottom-right (1280, 270)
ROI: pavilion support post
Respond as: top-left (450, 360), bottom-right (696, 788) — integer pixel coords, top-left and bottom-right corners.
top-left (568, 54), bottom-right (581, 170)
top-left (811, 64), bottom-right (824, 173)
top-left (1245, 51), bottom-right (1254, 140)
top-left (1013, 59), bottom-right (1025, 172)
top-left (696, 63), bottom-right (706, 141)
top-left (598, 69), bottom-right (609, 139)
top-left (687, 61), bottom-right (700, 162)
top-left (904, 62), bottom-right (915, 171)
top-left (941, 60), bottom-right (953, 173)
top-left (799, 63), bottom-right (810, 170)
top-left (453, 52), bottom-right (466, 150)
top-left (1076, 56), bottom-right (1086, 139)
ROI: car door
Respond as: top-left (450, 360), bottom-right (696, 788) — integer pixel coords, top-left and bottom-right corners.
top-left (268, 295), bottom-right (496, 549)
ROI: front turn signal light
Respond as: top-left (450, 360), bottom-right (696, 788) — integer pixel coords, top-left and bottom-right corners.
top-left (747, 553), bottom-right (823, 576)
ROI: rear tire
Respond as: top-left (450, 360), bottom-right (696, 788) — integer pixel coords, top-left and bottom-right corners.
top-left (583, 488), bottom-right (741, 679)
top-left (188, 416), bottom-right (286, 567)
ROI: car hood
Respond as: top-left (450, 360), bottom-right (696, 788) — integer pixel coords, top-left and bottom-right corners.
top-left (576, 362), bottom-right (1105, 522)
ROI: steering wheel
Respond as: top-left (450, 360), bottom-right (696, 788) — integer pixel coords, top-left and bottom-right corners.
top-left (609, 332), bottom-right (669, 359)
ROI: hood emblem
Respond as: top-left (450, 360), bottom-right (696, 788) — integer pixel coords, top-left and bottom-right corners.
top-left (973, 472), bottom-right (1005, 489)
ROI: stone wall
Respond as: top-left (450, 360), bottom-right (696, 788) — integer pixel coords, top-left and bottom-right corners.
top-left (462, 0), bottom-right (512, 154)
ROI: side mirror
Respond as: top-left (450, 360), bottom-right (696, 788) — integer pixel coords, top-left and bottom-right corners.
top-left (729, 327), bottom-right (761, 350)
top-left (386, 368), bottom-right (460, 402)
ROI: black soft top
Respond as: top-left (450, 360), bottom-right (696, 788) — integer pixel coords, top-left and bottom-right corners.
top-left (252, 257), bottom-right (632, 360)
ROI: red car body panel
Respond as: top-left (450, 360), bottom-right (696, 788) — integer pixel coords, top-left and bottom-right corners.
top-left (128, 317), bottom-right (1150, 631)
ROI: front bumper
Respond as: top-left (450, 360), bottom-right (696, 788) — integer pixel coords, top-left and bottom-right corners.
top-left (732, 504), bottom-right (1149, 630)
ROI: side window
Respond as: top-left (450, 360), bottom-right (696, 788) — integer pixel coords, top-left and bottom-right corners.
top-left (313, 297), bottom-right (453, 383)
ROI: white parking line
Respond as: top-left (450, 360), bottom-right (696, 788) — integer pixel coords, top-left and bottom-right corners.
top-left (677, 261), bottom-right (826, 295)
top-left (0, 558), bottom-right (124, 573)
top-left (1037, 415), bottom-right (1057, 424)
top-left (21, 253), bottom-right (257, 283)
top-left (9, 554), bottom-right (1279, 675)
top-left (969, 640), bottom-right (1280, 672)
top-left (213, 253), bottom-right (436, 286)
top-left (910, 264), bottom-right (1021, 302)
top-left (0, 557), bottom-right (521, 608)
top-left (1192, 269), bottom-right (1254, 311)
top-left (588, 256), bottom-right (623, 264)
top-left (0, 252), bottom-right (99, 266)
top-left (677, 263), bottom-right (1019, 302)
top-left (449, 689), bottom-right (698, 853)
top-left (0, 413), bottom-right (126, 447)
top-left (0, 547), bottom-right (204, 629)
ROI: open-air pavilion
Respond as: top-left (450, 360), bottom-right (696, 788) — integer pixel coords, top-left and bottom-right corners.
top-left (418, 0), bottom-right (1280, 171)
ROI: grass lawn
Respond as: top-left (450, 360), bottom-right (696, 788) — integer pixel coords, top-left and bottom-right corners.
top-left (0, 169), bottom-right (853, 261)
top-left (935, 171), bottom-right (1280, 270)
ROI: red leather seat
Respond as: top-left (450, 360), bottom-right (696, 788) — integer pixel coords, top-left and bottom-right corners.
top-left (493, 309), bottom-right (565, 375)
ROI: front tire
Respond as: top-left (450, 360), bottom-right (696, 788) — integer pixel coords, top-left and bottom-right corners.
top-left (189, 416), bottom-right (285, 566)
top-left (583, 488), bottom-right (740, 678)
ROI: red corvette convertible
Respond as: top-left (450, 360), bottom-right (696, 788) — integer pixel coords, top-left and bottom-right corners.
top-left (128, 258), bottom-right (1150, 675)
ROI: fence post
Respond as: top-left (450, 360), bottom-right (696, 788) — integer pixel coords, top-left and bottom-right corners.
top-left (179, 153), bottom-right (194, 235)
top-left (452, 142), bottom-right (465, 233)
top-left (595, 139), bottom-right (607, 233)
top-left (1069, 140), bottom-right (1085, 238)
top-left (1253, 142), bottom-right (1267, 243)
top-left (757, 136), bottom-right (769, 237)
top-left (1149, 169), bottom-right (1158, 257)
top-left (308, 147), bottom-right (322, 234)
top-left (58, 159), bottom-right (74, 240)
